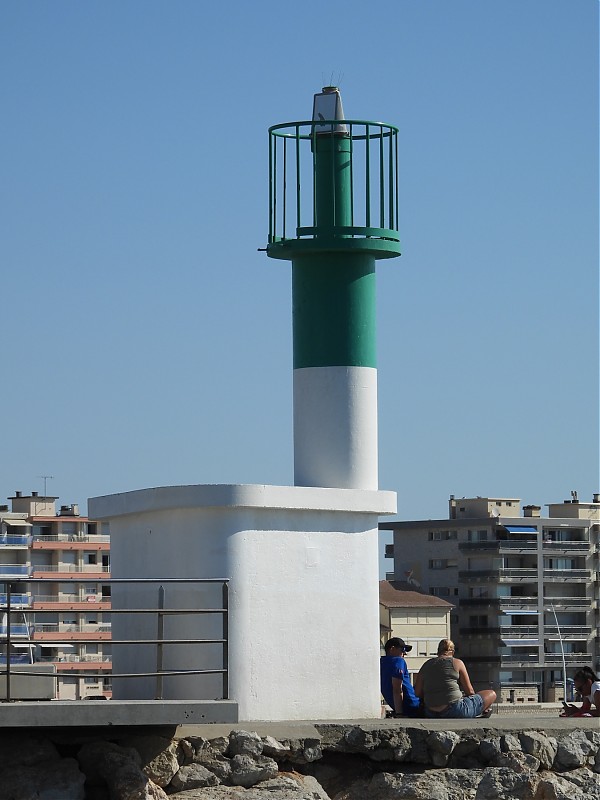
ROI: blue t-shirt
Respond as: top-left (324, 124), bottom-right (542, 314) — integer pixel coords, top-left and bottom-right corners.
top-left (380, 655), bottom-right (421, 715)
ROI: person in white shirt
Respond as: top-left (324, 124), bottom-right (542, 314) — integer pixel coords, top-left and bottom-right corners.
top-left (561, 667), bottom-right (600, 717)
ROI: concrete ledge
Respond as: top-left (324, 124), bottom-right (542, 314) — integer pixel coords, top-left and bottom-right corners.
top-left (89, 483), bottom-right (397, 518)
top-left (174, 713), bottom-right (600, 740)
top-left (0, 699), bottom-right (238, 728)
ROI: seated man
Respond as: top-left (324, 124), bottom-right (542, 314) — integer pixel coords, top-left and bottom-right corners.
top-left (380, 637), bottom-right (421, 717)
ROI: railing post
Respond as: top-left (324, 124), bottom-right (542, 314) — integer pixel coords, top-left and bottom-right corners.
top-left (5, 581), bottom-right (12, 702)
top-left (155, 585), bottom-right (165, 700)
top-left (222, 581), bottom-right (229, 700)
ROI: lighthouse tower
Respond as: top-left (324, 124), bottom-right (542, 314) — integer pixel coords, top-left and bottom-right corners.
top-left (89, 88), bottom-right (399, 722)
top-left (267, 87), bottom-right (401, 490)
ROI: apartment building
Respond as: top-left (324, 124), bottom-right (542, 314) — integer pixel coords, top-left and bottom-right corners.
top-left (379, 579), bottom-right (453, 676)
top-left (0, 491), bottom-right (111, 699)
top-left (381, 494), bottom-right (600, 703)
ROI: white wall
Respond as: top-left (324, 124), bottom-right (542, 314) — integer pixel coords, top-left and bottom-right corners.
top-left (89, 483), bottom-right (396, 721)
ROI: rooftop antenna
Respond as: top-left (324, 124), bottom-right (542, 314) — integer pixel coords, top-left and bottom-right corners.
top-left (38, 475), bottom-right (54, 499)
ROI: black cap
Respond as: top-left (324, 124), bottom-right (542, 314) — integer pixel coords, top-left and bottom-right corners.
top-left (385, 637), bottom-right (412, 653)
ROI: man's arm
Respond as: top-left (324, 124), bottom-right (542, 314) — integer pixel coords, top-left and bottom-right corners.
top-left (391, 676), bottom-right (404, 715)
top-left (413, 670), bottom-right (424, 699)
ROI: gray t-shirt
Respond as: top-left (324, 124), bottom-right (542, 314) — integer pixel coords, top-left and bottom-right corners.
top-left (419, 656), bottom-right (463, 707)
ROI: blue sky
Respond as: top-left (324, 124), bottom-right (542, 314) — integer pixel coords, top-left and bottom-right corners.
top-left (1, 2), bottom-right (597, 574)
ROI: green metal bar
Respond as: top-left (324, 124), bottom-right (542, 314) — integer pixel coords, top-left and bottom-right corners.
top-left (349, 122), bottom-right (354, 230)
top-left (269, 119), bottom-right (400, 135)
top-left (273, 135), bottom-right (278, 241)
top-left (312, 126), bottom-right (317, 229)
top-left (379, 125), bottom-right (384, 228)
top-left (295, 124), bottom-right (301, 231)
top-left (282, 136), bottom-right (287, 239)
top-left (394, 131), bottom-right (399, 230)
top-left (268, 132), bottom-right (273, 242)
top-left (365, 124), bottom-right (370, 228)
top-left (388, 124), bottom-right (394, 230)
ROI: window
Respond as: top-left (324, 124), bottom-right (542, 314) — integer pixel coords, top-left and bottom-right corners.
top-left (469, 615), bottom-right (488, 627)
top-left (430, 587), bottom-right (450, 596)
top-left (86, 553), bottom-right (97, 565)
top-left (428, 530), bottom-right (458, 541)
top-left (429, 559), bottom-right (456, 569)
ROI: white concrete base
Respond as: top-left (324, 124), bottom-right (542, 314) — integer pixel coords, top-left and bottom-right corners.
top-left (294, 367), bottom-right (378, 490)
top-left (89, 484), bottom-right (396, 722)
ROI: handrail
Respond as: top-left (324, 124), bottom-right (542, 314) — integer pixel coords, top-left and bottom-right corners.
top-left (0, 577), bottom-right (229, 702)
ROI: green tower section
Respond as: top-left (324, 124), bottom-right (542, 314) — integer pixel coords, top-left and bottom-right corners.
top-left (292, 253), bottom-right (375, 368)
top-left (266, 88), bottom-right (401, 370)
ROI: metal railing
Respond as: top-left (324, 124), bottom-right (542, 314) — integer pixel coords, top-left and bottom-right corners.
top-left (267, 119), bottom-right (401, 258)
top-left (30, 565), bottom-right (111, 574)
top-left (0, 577), bottom-right (229, 702)
top-left (33, 534), bottom-right (110, 544)
top-left (0, 535), bottom-right (32, 547)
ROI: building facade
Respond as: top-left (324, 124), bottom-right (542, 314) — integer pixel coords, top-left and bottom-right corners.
top-left (379, 579), bottom-right (453, 677)
top-left (0, 491), bottom-right (111, 699)
top-left (382, 494), bottom-right (600, 703)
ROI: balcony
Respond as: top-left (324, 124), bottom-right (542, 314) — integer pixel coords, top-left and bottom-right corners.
top-left (543, 569), bottom-right (590, 582)
top-left (31, 565), bottom-right (110, 579)
top-left (544, 625), bottom-right (591, 638)
top-left (459, 541), bottom-right (536, 553)
top-left (0, 654), bottom-right (33, 665)
top-left (32, 596), bottom-right (111, 610)
top-left (498, 597), bottom-right (538, 610)
top-left (542, 541), bottom-right (591, 554)
top-left (0, 624), bottom-right (32, 636)
top-left (0, 535), bottom-right (32, 547)
top-left (545, 597), bottom-right (591, 609)
top-left (0, 594), bottom-right (30, 607)
top-left (0, 565), bottom-right (30, 577)
top-left (499, 625), bottom-right (540, 638)
top-left (33, 534), bottom-right (110, 544)
top-left (458, 569), bottom-right (538, 582)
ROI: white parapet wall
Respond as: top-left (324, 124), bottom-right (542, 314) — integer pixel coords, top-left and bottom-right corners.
top-left (89, 483), bottom-right (396, 721)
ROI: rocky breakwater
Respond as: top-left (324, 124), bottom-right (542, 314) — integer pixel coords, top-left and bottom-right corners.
top-left (2, 722), bottom-right (600, 799)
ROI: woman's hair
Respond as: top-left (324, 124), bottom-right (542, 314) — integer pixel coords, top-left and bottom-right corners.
top-left (574, 666), bottom-right (599, 683)
top-left (437, 638), bottom-right (455, 656)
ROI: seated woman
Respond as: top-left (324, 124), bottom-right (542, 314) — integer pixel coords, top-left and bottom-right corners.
top-left (561, 667), bottom-right (600, 717)
top-left (414, 638), bottom-right (496, 719)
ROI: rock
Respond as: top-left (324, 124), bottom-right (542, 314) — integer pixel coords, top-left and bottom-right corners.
top-left (227, 731), bottom-right (263, 758)
top-left (492, 751), bottom-right (540, 773)
top-left (478, 737), bottom-right (502, 765)
top-left (170, 763), bottom-right (220, 791)
top-left (280, 738), bottom-right (323, 764)
top-left (178, 739), bottom-right (196, 763)
top-left (520, 732), bottom-right (559, 771)
top-left (78, 740), bottom-right (167, 800)
top-left (262, 735), bottom-right (291, 758)
top-left (474, 767), bottom-right (539, 799)
top-left (533, 770), bottom-right (592, 800)
top-left (230, 753), bottom-right (279, 788)
top-left (78, 741), bottom-right (142, 786)
top-left (427, 730), bottom-right (461, 765)
top-left (500, 733), bottom-right (522, 752)
top-left (555, 731), bottom-right (596, 771)
top-left (0, 757), bottom-right (86, 800)
top-left (167, 772), bottom-right (330, 798)
top-left (449, 735), bottom-right (484, 769)
top-left (0, 735), bottom-right (61, 768)
top-left (117, 735), bottom-right (181, 788)
top-left (350, 768), bottom-right (480, 800)
top-left (193, 752), bottom-right (233, 784)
